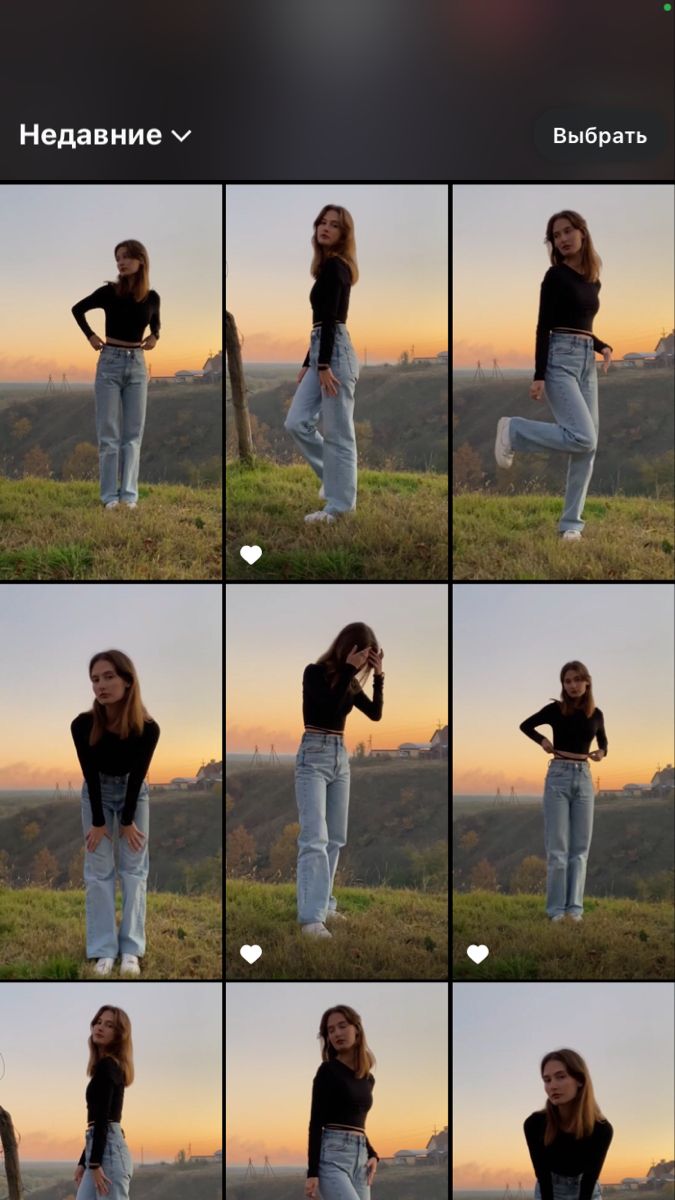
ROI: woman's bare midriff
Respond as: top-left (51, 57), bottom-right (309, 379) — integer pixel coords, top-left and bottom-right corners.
top-left (551, 327), bottom-right (593, 339)
top-left (304, 725), bottom-right (344, 736)
top-left (105, 337), bottom-right (143, 347)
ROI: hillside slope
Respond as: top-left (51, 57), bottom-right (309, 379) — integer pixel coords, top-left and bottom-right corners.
top-left (453, 891), bottom-right (674, 980)
top-left (26, 1164), bottom-right (222, 1200)
top-left (227, 1166), bottom-right (448, 1200)
top-left (226, 462), bottom-right (448, 580)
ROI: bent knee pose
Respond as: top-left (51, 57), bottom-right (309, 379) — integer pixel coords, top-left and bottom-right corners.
top-left (71, 649), bottom-right (160, 976)
top-left (74, 1005), bottom-right (135, 1200)
top-left (305, 1005), bottom-right (379, 1200)
top-left (520, 660), bottom-right (607, 922)
top-left (524, 1048), bottom-right (613, 1200)
top-left (72, 240), bottom-right (160, 509)
top-left (284, 205), bottom-right (360, 526)
top-left (495, 210), bottom-right (613, 538)
top-left (295, 623), bottom-right (384, 938)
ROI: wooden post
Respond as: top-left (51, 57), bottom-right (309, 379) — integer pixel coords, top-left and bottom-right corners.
top-left (0, 1106), bottom-right (24, 1200)
top-left (225, 310), bottom-right (254, 466)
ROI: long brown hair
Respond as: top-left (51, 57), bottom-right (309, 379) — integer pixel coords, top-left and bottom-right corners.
top-left (310, 205), bottom-right (359, 285)
top-left (540, 1049), bottom-right (607, 1143)
top-left (318, 1005), bottom-right (376, 1080)
top-left (556, 660), bottom-right (596, 718)
top-left (315, 623), bottom-right (379, 694)
top-left (544, 211), bottom-right (602, 283)
top-left (108, 239), bottom-right (151, 302)
top-left (87, 1005), bottom-right (135, 1086)
top-left (88, 649), bottom-right (153, 744)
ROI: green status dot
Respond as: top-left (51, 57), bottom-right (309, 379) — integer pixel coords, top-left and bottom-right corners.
top-left (665, 3), bottom-right (672, 11)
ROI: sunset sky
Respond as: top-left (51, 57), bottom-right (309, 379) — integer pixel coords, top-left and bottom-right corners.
top-left (0, 982), bottom-right (221, 1162)
top-left (226, 584), bottom-right (448, 753)
top-left (226, 982), bottom-right (447, 1166)
top-left (0, 184), bottom-right (221, 382)
top-left (453, 584), bottom-right (674, 794)
top-left (225, 184), bottom-right (448, 363)
top-left (454, 982), bottom-right (674, 1189)
top-left (453, 183), bottom-right (674, 368)
top-left (0, 584), bottom-right (221, 789)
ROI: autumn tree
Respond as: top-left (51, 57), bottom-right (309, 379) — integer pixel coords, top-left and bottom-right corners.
top-left (31, 847), bottom-right (60, 886)
top-left (226, 825), bottom-right (256, 876)
top-left (11, 416), bottom-right (32, 440)
top-left (453, 443), bottom-right (484, 491)
top-left (470, 858), bottom-right (499, 891)
top-left (269, 822), bottom-right (300, 880)
top-left (460, 830), bottom-right (479, 851)
top-left (62, 442), bottom-right (99, 480)
top-left (22, 446), bottom-right (51, 477)
top-left (510, 855), bottom-right (547, 894)
top-left (22, 821), bottom-right (40, 843)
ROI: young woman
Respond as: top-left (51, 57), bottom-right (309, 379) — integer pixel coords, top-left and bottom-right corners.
top-left (520, 661), bottom-right (607, 922)
top-left (524, 1048), bottom-right (613, 1200)
top-left (72, 240), bottom-right (160, 509)
top-left (74, 1005), bottom-right (135, 1200)
top-left (296, 623), bottom-right (384, 938)
top-left (71, 649), bottom-right (160, 976)
top-left (284, 205), bottom-right (360, 525)
top-left (305, 1005), bottom-right (379, 1200)
top-left (495, 211), bottom-right (613, 540)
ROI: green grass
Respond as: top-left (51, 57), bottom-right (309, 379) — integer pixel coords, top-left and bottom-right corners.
top-left (453, 890), bottom-right (674, 980)
top-left (226, 460), bottom-right (448, 579)
top-left (226, 879), bottom-right (448, 979)
top-left (453, 493), bottom-right (674, 579)
top-left (0, 886), bottom-right (221, 979)
top-left (0, 478), bottom-right (221, 579)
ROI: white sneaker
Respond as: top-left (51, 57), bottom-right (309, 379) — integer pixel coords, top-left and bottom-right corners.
top-left (120, 501), bottom-right (137, 509)
top-left (551, 914), bottom-right (565, 924)
top-left (304, 510), bottom-right (335, 525)
top-left (301, 922), bottom-right (332, 939)
top-left (567, 914), bottom-right (583, 923)
top-left (94, 957), bottom-right (115, 976)
top-left (104, 500), bottom-right (119, 510)
top-left (318, 483), bottom-right (325, 500)
top-left (494, 417), bottom-right (514, 468)
top-left (120, 954), bottom-right (141, 976)
top-left (561, 530), bottom-right (582, 541)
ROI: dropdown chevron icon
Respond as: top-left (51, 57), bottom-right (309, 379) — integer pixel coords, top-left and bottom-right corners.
top-left (171, 130), bottom-right (192, 142)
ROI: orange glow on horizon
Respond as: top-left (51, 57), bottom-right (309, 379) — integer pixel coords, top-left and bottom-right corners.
top-left (453, 1154), bottom-right (650, 1190)
top-left (0, 750), bottom-right (220, 791)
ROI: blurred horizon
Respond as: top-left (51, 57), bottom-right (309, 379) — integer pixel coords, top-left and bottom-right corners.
top-left (453, 184), bottom-right (674, 369)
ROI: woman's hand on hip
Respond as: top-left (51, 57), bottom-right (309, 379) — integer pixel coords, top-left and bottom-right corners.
top-left (297, 366), bottom-right (309, 384)
top-left (366, 1158), bottom-right (378, 1185)
top-left (120, 821), bottom-right (146, 852)
top-left (74, 1165), bottom-right (85, 1185)
top-left (85, 825), bottom-right (112, 852)
top-left (540, 738), bottom-right (554, 754)
top-left (141, 334), bottom-right (158, 350)
top-left (319, 366), bottom-right (340, 397)
top-left (89, 334), bottom-right (104, 351)
top-left (346, 644), bottom-right (371, 670)
top-left (589, 749), bottom-right (605, 761)
top-left (305, 1177), bottom-right (319, 1200)
top-left (91, 1166), bottom-right (111, 1195)
top-left (601, 347), bottom-right (612, 374)
top-left (529, 380), bottom-right (545, 402)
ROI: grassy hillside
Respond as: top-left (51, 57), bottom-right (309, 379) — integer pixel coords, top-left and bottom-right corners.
top-left (0, 886), bottom-right (221, 979)
top-left (453, 369), bottom-right (674, 495)
top-left (453, 793), bottom-right (674, 900)
top-left (453, 494), bottom-right (674, 579)
top-left (226, 880), bottom-right (447, 980)
top-left (453, 891), bottom-right (674, 980)
top-left (0, 478), bottom-right (221, 579)
top-left (227, 1166), bottom-right (448, 1200)
top-left (23, 1163), bottom-right (222, 1200)
top-left (227, 761), bottom-right (448, 888)
top-left (226, 461), bottom-right (447, 579)
top-left (0, 792), bottom-right (222, 893)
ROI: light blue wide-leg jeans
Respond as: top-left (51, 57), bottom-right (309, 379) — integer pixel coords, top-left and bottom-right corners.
top-left (509, 333), bottom-right (599, 533)
top-left (319, 1129), bottom-right (371, 1200)
top-left (76, 1123), bottom-right (133, 1200)
top-left (295, 733), bottom-right (350, 925)
top-left (284, 324), bottom-right (360, 515)
top-left (94, 345), bottom-right (148, 505)
top-left (535, 1173), bottom-right (601, 1200)
top-left (542, 760), bottom-right (595, 918)
top-left (81, 773), bottom-right (150, 958)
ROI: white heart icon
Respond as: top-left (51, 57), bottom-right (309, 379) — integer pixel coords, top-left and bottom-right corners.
top-left (240, 944), bottom-right (262, 964)
top-left (467, 944), bottom-right (489, 964)
top-left (240, 545), bottom-right (262, 565)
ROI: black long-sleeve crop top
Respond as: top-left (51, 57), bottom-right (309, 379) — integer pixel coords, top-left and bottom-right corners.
top-left (524, 1111), bottom-right (613, 1200)
top-left (302, 663), bottom-right (383, 732)
top-left (72, 283), bottom-right (161, 344)
top-left (519, 702), bottom-right (608, 756)
top-left (302, 256), bottom-right (352, 370)
top-left (534, 264), bottom-right (611, 380)
top-left (71, 712), bottom-right (160, 826)
top-left (78, 1056), bottom-right (125, 1169)
top-left (307, 1060), bottom-right (378, 1177)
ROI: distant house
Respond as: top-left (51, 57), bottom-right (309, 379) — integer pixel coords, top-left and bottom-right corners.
top-left (369, 748), bottom-right (399, 759)
top-left (175, 369), bottom-right (206, 382)
top-left (195, 759), bottom-right (222, 790)
top-left (651, 764), bottom-right (674, 793)
top-left (653, 330), bottom-right (674, 368)
top-left (622, 353), bottom-right (657, 368)
top-left (398, 742), bottom-right (432, 759)
top-left (169, 776), bottom-right (200, 789)
top-left (428, 726), bottom-right (448, 760)
top-left (426, 1125), bottom-right (448, 1163)
top-left (202, 351), bottom-right (223, 381)
top-left (393, 1149), bottom-right (429, 1165)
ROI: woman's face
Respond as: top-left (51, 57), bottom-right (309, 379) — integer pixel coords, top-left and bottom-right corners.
top-left (552, 218), bottom-right (584, 260)
top-left (542, 1059), bottom-right (581, 1107)
top-left (562, 670), bottom-right (588, 700)
top-left (316, 210), bottom-right (342, 249)
top-left (116, 246), bottom-right (142, 276)
top-left (326, 1012), bottom-right (358, 1054)
top-left (91, 659), bottom-right (128, 707)
top-left (92, 1009), bottom-right (116, 1050)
